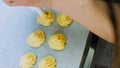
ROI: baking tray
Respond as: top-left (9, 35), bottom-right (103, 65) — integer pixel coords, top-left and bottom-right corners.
top-left (0, 1), bottom-right (89, 68)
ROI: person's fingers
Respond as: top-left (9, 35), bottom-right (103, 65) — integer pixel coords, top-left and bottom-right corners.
top-left (3, 0), bottom-right (14, 6)
top-left (3, 0), bottom-right (42, 7)
top-left (3, 0), bottom-right (28, 6)
top-left (10, 2), bottom-right (33, 6)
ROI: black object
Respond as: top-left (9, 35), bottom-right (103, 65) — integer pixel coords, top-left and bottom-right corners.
top-left (105, 0), bottom-right (120, 3)
top-left (98, 0), bottom-right (120, 68)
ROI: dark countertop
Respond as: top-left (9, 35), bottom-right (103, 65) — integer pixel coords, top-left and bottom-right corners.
top-left (91, 35), bottom-right (114, 68)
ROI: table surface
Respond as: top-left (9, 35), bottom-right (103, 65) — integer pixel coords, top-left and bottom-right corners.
top-left (0, 1), bottom-right (89, 68)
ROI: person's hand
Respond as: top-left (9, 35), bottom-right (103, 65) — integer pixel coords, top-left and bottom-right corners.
top-left (3, 0), bottom-right (52, 8)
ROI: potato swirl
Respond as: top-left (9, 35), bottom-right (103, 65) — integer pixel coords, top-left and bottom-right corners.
top-left (27, 30), bottom-right (45, 48)
top-left (37, 10), bottom-right (55, 26)
top-left (39, 56), bottom-right (56, 68)
top-left (19, 52), bottom-right (37, 68)
top-left (57, 14), bottom-right (72, 27)
top-left (48, 33), bottom-right (66, 50)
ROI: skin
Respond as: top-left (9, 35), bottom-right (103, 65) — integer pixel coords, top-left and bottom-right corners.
top-left (3, 0), bottom-right (115, 44)
top-left (51, 0), bottom-right (120, 46)
top-left (52, 0), bottom-right (115, 44)
top-left (3, 0), bottom-right (120, 67)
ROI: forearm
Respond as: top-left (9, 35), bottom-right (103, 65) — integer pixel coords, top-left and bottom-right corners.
top-left (51, 0), bottom-right (115, 43)
top-left (5, 0), bottom-right (115, 43)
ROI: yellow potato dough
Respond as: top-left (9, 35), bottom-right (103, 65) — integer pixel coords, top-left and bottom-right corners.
top-left (57, 14), bottom-right (72, 27)
top-left (27, 30), bottom-right (46, 48)
top-left (39, 56), bottom-right (56, 68)
top-left (48, 33), bottom-right (66, 50)
top-left (37, 10), bottom-right (55, 26)
top-left (19, 52), bottom-right (37, 68)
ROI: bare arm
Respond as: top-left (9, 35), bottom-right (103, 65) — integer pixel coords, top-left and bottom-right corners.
top-left (4, 0), bottom-right (120, 67)
top-left (3, 0), bottom-right (115, 43)
top-left (51, 0), bottom-right (115, 43)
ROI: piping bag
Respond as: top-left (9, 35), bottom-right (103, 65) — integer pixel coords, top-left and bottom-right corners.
top-left (29, 7), bottom-right (44, 16)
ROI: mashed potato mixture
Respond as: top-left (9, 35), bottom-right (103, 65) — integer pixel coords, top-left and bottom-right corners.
top-left (57, 14), bottom-right (72, 27)
top-left (39, 56), bottom-right (56, 68)
top-left (48, 33), bottom-right (66, 50)
top-left (19, 52), bottom-right (37, 68)
top-left (37, 10), bottom-right (55, 26)
top-left (27, 30), bottom-right (46, 48)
